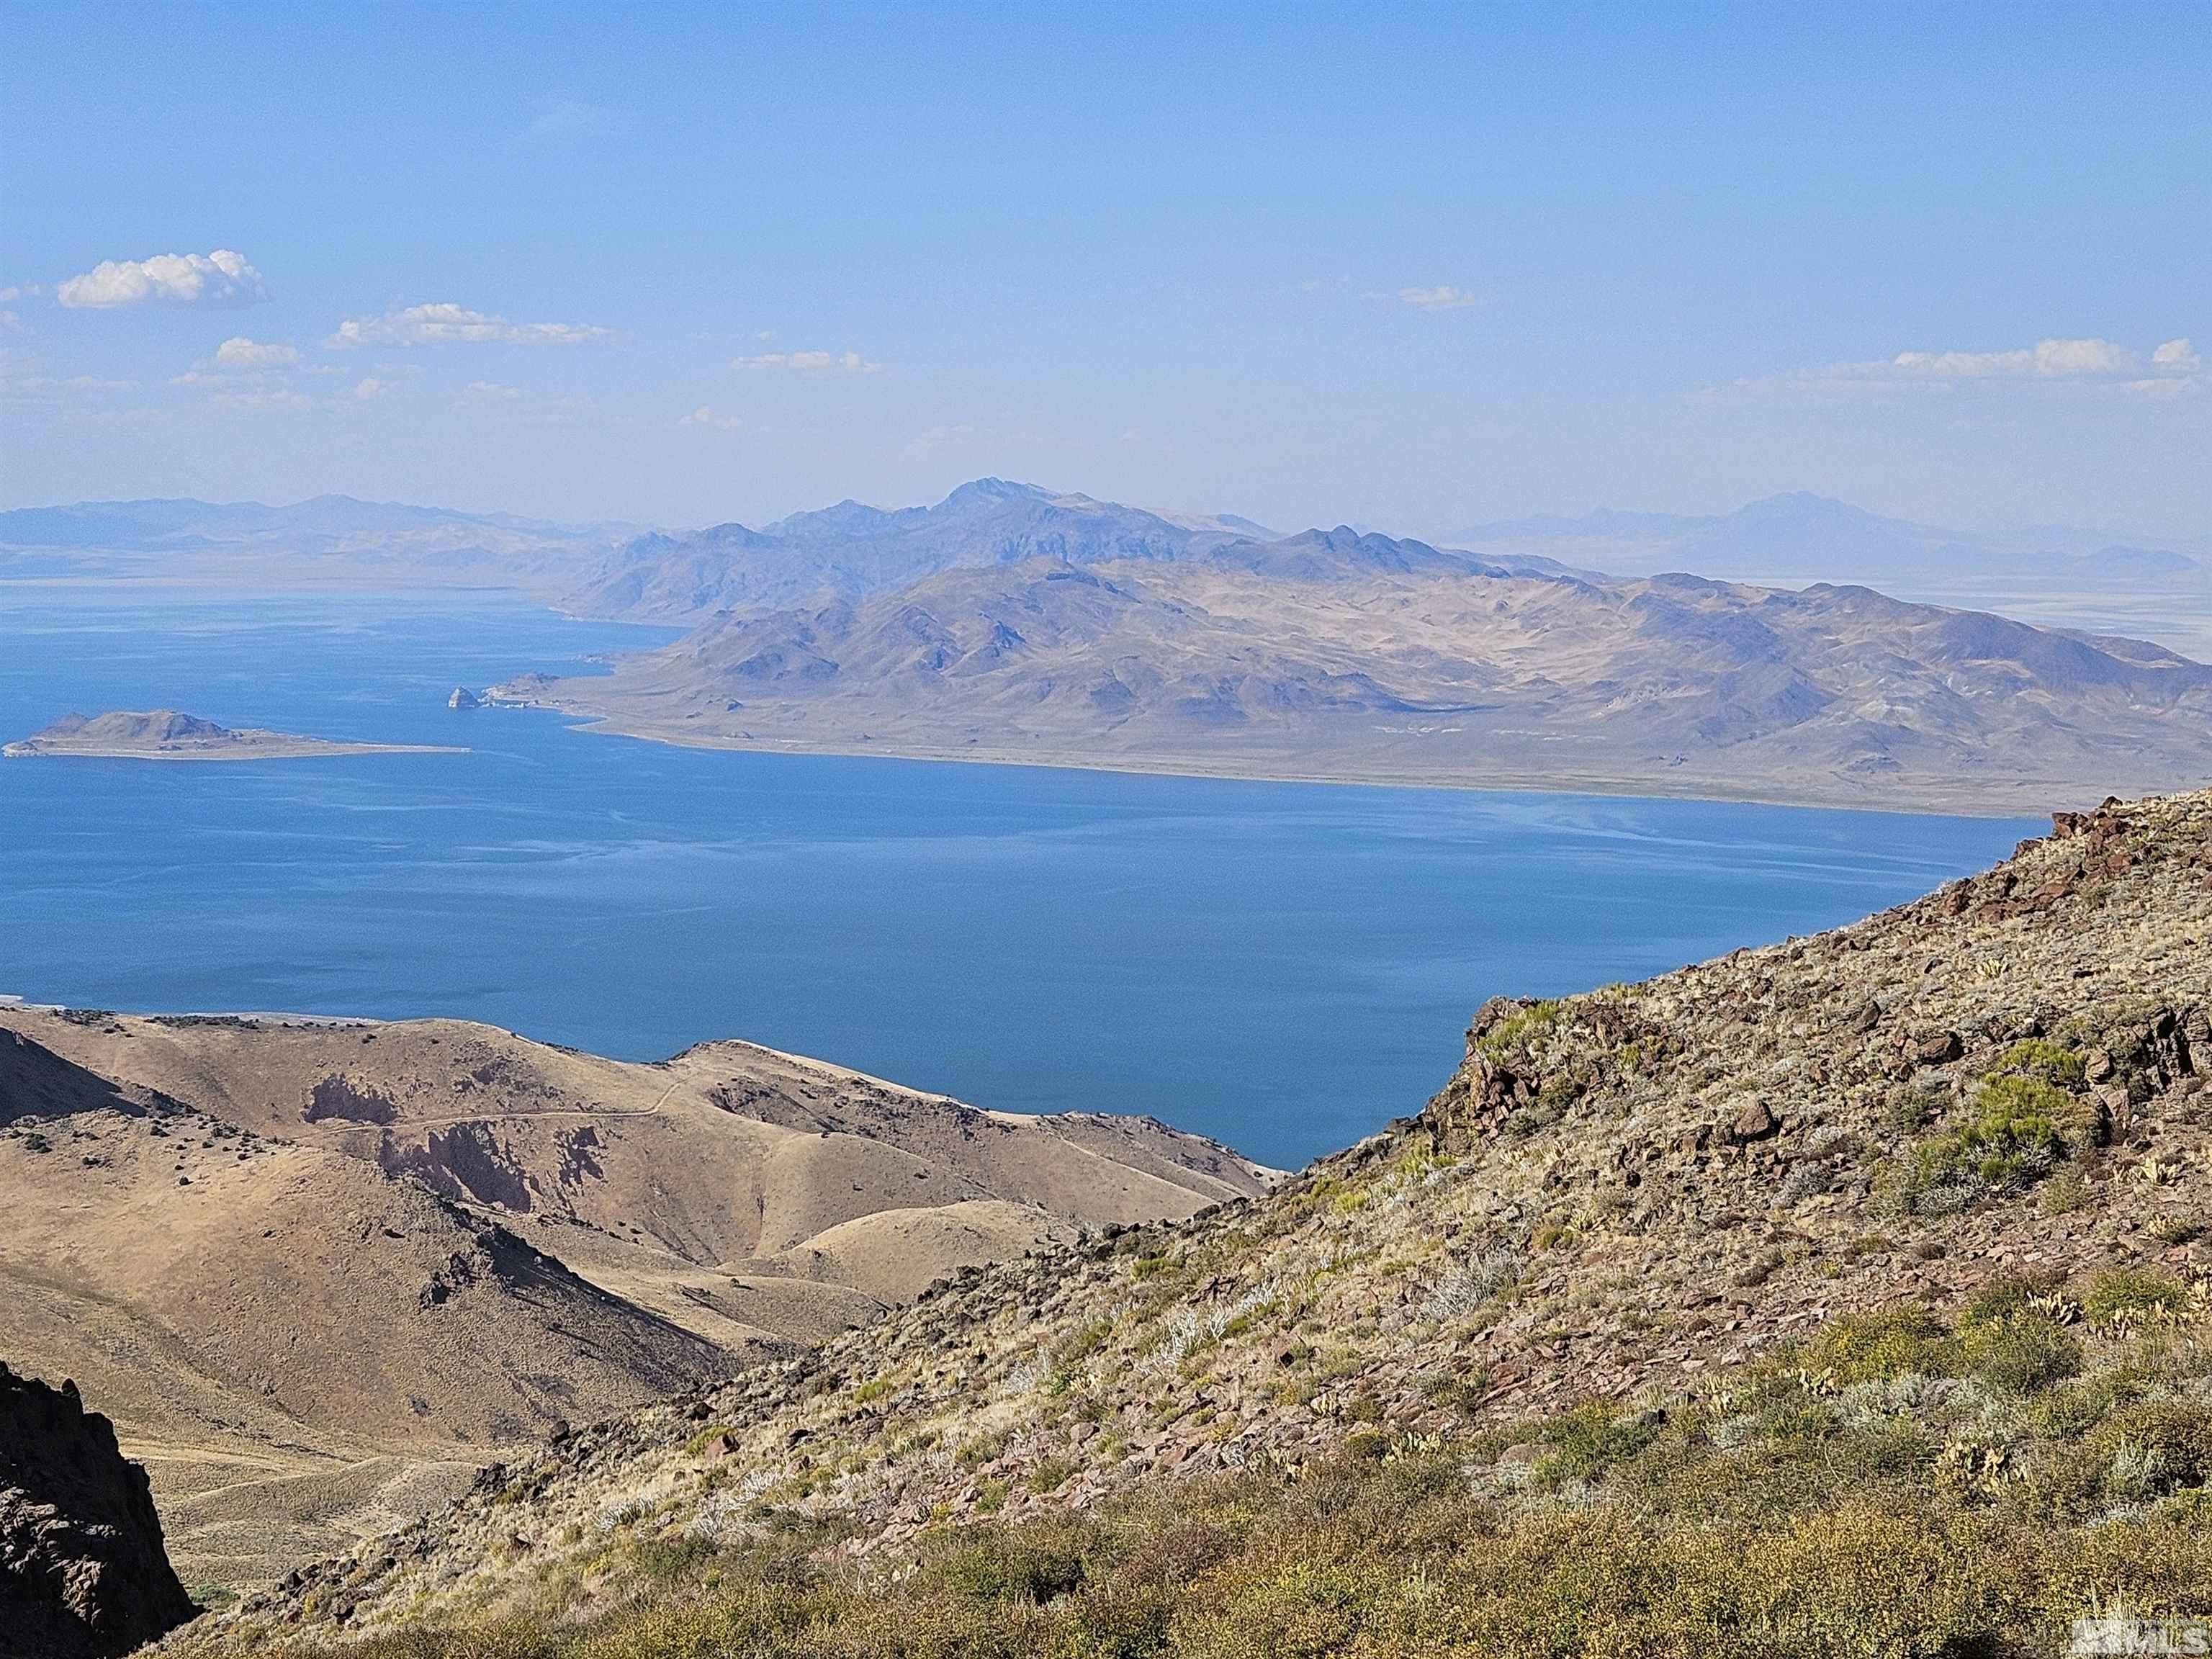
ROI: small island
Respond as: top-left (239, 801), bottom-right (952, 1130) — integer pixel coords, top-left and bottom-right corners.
top-left (4, 710), bottom-right (467, 761)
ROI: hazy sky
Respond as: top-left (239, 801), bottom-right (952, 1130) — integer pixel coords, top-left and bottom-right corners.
top-left (2, 3), bottom-right (2205, 539)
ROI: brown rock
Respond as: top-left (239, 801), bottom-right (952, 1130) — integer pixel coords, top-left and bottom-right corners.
top-left (1910, 1030), bottom-right (1964, 1066)
top-left (1727, 1100), bottom-right (1778, 1142)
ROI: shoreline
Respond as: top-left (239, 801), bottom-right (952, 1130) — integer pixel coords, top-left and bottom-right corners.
top-left (4, 740), bottom-right (468, 761)
top-left (516, 703), bottom-right (2080, 821)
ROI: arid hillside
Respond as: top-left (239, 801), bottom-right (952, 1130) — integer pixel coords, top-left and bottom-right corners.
top-left (490, 551), bottom-right (2212, 811)
top-left (181, 790), bottom-right (2212, 1655)
top-left (0, 1015), bottom-right (1265, 1590)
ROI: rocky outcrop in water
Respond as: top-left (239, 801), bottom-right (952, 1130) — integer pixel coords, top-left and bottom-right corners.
top-left (1, 1362), bottom-right (197, 1658)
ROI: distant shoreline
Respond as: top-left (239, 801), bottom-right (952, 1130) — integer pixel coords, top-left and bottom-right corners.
top-left (522, 704), bottom-right (2070, 820)
top-left (5, 739), bottom-right (467, 760)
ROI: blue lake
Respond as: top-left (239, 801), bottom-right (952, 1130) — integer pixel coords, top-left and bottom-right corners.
top-left (0, 590), bottom-right (2038, 1167)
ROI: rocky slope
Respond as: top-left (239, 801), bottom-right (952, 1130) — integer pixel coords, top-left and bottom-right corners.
top-left (2, 1364), bottom-right (197, 1658)
top-left (0, 1015), bottom-right (1264, 1588)
top-left (181, 789), bottom-right (2212, 1650)
top-left (495, 548), bottom-right (2212, 811)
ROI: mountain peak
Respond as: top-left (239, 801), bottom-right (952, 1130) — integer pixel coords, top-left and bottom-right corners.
top-left (938, 478), bottom-right (1056, 509)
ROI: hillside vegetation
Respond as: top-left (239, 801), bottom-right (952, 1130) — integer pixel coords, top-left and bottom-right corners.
top-left (176, 790), bottom-right (2212, 1656)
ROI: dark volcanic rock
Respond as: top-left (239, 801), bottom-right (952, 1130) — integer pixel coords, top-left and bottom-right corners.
top-left (1, 1362), bottom-right (197, 1657)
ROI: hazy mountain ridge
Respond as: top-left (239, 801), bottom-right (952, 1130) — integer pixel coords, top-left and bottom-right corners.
top-left (179, 789), bottom-right (2212, 1654)
top-left (1454, 490), bottom-right (2208, 589)
top-left (561, 479), bottom-right (1300, 623)
top-left (0, 495), bottom-right (616, 593)
top-left (9, 480), bottom-right (2198, 629)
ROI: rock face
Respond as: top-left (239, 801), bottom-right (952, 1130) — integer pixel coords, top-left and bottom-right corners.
top-left (446, 686), bottom-right (482, 710)
top-left (1, 1363), bottom-right (197, 1658)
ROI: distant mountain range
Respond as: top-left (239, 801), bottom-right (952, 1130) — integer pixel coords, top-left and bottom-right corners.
top-left (5, 482), bottom-right (2200, 619)
top-left (0, 494), bottom-right (613, 588)
top-left (0, 493), bottom-right (608, 549)
top-left (562, 478), bottom-right (1578, 624)
top-left (11, 478), bottom-right (2210, 808)
top-left (1452, 490), bottom-right (2210, 590)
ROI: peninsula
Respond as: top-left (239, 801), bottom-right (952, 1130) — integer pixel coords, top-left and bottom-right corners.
top-left (4, 710), bottom-right (465, 760)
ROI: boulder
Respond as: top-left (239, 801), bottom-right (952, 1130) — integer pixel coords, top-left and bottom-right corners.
top-left (1727, 1099), bottom-right (1779, 1143)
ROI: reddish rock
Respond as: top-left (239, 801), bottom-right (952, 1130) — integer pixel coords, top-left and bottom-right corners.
top-left (1910, 1030), bottom-right (1964, 1065)
top-left (1727, 1100), bottom-right (1778, 1142)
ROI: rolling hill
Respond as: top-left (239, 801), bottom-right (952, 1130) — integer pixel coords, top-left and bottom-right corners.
top-left (0, 1012), bottom-right (1264, 1588)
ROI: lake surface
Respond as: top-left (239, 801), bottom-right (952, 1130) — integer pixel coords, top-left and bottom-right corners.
top-left (0, 590), bottom-right (2038, 1166)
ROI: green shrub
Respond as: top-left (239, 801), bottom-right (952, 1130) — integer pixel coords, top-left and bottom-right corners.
top-left (1986, 1039), bottom-right (2087, 1090)
top-left (2041, 1169), bottom-right (2091, 1215)
top-left (1964, 1314), bottom-right (2082, 1395)
top-left (1475, 999), bottom-right (1565, 1064)
top-left (2082, 1269), bottom-right (2193, 1326)
top-left (937, 1530), bottom-right (1088, 1604)
top-left (1029, 1458), bottom-right (1074, 1494)
top-left (1898, 1075), bottom-right (2082, 1211)
top-left (1537, 1403), bottom-right (1657, 1484)
top-left (2086, 1401), bottom-right (2212, 1501)
top-left (1799, 1306), bottom-right (1960, 1383)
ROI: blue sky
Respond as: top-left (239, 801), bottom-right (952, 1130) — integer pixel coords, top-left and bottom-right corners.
top-left (1, 2), bottom-right (2205, 537)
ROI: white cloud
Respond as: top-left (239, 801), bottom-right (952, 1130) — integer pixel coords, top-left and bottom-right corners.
top-left (352, 377), bottom-right (391, 400)
top-left (1886, 337), bottom-right (2135, 379)
top-left (682, 405), bottom-right (747, 431)
top-left (523, 97), bottom-right (616, 146)
top-left (331, 302), bottom-right (610, 348)
top-left (0, 310), bottom-right (22, 337)
top-left (1723, 335), bottom-right (2202, 398)
top-left (2152, 337), bottom-right (2201, 372)
top-left (0, 284), bottom-right (44, 302)
top-left (0, 364), bottom-right (133, 405)
top-left (1395, 284), bottom-right (1489, 312)
top-left (452, 379), bottom-right (595, 421)
top-left (733, 348), bottom-right (882, 374)
top-left (208, 336), bottom-right (300, 370)
top-left (58, 250), bottom-right (269, 309)
top-left (212, 386), bottom-right (313, 410)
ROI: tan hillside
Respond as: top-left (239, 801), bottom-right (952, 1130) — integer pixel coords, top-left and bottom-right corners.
top-left (0, 1015), bottom-right (1267, 1589)
top-left (184, 790), bottom-right (2212, 1654)
top-left (490, 552), bottom-right (2212, 812)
